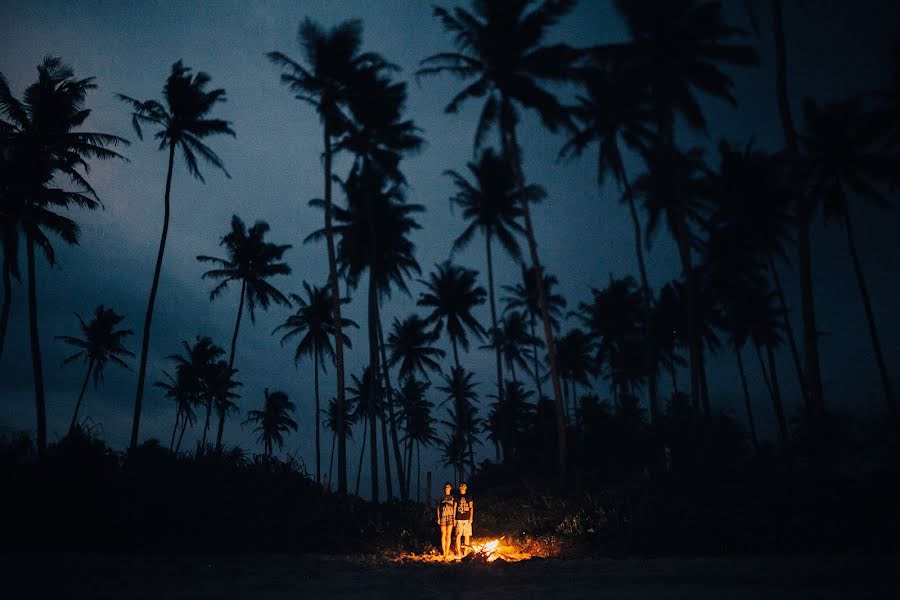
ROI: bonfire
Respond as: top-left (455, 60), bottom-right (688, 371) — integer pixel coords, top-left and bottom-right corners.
top-left (394, 537), bottom-right (537, 564)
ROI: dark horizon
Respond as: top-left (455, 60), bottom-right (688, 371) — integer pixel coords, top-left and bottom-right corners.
top-left (2, 0), bottom-right (900, 496)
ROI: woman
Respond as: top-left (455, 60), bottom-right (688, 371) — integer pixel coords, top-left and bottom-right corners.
top-left (436, 482), bottom-right (456, 558)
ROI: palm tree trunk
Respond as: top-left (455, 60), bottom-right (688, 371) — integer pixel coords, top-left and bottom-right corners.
top-left (169, 410), bottom-right (180, 451)
top-left (377, 317), bottom-right (407, 500)
top-left (323, 123), bottom-right (349, 495)
top-left (509, 359), bottom-right (518, 384)
top-left (329, 430), bottom-right (336, 487)
top-left (0, 252), bottom-right (12, 360)
top-left (25, 231), bottom-right (46, 456)
top-left (700, 347), bottom-right (711, 417)
top-left (504, 122), bottom-right (567, 478)
top-left (766, 343), bottom-right (789, 447)
top-left (381, 412), bottom-right (393, 501)
top-left (176, 416), bottom-right (188, 453)
top-left (200, 396), bottom-right (212, 449)
top-left (772, 0), bottom-right (826, 446)
top-left (768, 258), bottom-right (808, 403)
top-left (416, 441), bottom-right (421, 504)
top-left (622, 174), bottom-right (659, 422)
top-left (131, 142), bottom-right (176, 451)
top-left (485, 231), bottom-right (506, 418)
top-left (843, 211), bottom-right (898, 434)
top-left (405, 435), bottom-right (414, 499)
top-left (674, 218), bottom-right (702, 415)
top-left (216, 279), bottom-right (246, 451)
top-left (69, 358), bottom-right (94, 433)
top-left (755, 342), bottom-right (786, 447)
top-left (367, 274), bottom-right (380, 504)
top-left (529, 316), bottom-right (543, 399)
top-left (314, 348), bottom-right (321, 484)
top-left (734, 345), bottom-right (759, 450)
top-left (356, 413), bottom-right (368, 497)
top-left (451, 337), bottom-right (460, 370)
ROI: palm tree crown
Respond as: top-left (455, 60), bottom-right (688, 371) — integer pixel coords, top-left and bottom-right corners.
top-left (244, 388), bottom-right (299, 458)
top-left (417, 261), bottom-right (487, 365)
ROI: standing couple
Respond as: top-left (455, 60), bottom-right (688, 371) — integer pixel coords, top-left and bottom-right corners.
top-left (436, 482), bottom-right (474, 559)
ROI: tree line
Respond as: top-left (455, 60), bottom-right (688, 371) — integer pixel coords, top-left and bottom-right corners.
top-left (2, 0), bottom-right (898, 504)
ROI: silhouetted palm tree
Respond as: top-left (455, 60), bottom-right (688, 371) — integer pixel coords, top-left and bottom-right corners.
top-left (486, 379), bottom-right (535, 464)
top-left (119, 60), bottom-right (233, 451)
top-left (396, 377), bottom-right (438, 501)
top-left (418, 261), bottom-right (486, 369)
top-left (324, 395), bottom-right (356, 488)
top-left (420, 0), bottom-right (581, 475)
top-left (163, 336), bottom-right (226, 449)
top-left (268, 19), bottom-right (395, 494)
top-left (154, 368), bottom-right (197, 452)
top-left (502, 265), bottom-right (565, 397)
top-left (274, 281), bottom-right (357, 483)
top-left (801, 98), bottom-right (898, 434)
top-left (244, 388), bottom-right (298, 458)
top-left (197, 215), bottom-right (291, 449)
top-left (446, 148), bottom-right (533, 412)
top-left (347, 367), bottom-right (382, 497)
top-left (438, 366), bottom-right (482, 479)
top-left (56, 305), bottom-right (134, 432)
top-left (746, 284), bottom-right (789, 447)
top-left (487, 311), bottom-right (540, 385)
top-left (1, 57), bottom-right (127, 453)
top-left (555, 328), bottom-right (596, 421)
top-left (387, 314), bottom-right (445, 383)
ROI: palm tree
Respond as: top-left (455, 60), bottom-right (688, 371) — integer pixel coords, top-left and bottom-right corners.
top-left (274, 281), bottom-right (357, 484)
top-left (204, 360), bottom-right (242, 451)
top-left (561, 62), bottom-right (659, 418)
top-left (502, 265), bottom-right (566, 398)
top-left (438, 366), bottom-right (482, 479)
top-left (244, 388), bottom-right (299, 458)
top-left (801, 98), bottom-right (898, 435)
top-left (386, 314), bottom-right (445, 383)
top-left (420, 0), bottom-right (581, 476)
top-left (1, 58), bottom-right (127, 453)
top-left (56, 305), bottom-right (134, 432)
top-left (603, 0), bottom-right (758, 415)
top-left (417, 261), bottom-right (486, 369)
top-left (268, 18), bottom-right (391, 494)
top-left (487, 311), bottom-right (541, 385)
top-left (554, 328), bottom-right (596, 421)
top-left (197, 215), bottom-right (292, 449)
top-left (396, 378), bottom-right (438, 501)
top-left (119, 60), bottom-right (234, 451)
top-left (347, 367), bottom-right (382, 497)
top-left (446, 148), bottom-right (532, 414)
top-left (154, 368), bottom-right (197, 452)
top-left (486, 379), bottom-right (535, 464)
top-left (746, 284), bottom-right (789, 448)
top-left (323, 395), bottom-right (357, 488)
top-left (311, 166), bottom-right (423, 502)
top-left (163, 336), bottom-right (226, 449)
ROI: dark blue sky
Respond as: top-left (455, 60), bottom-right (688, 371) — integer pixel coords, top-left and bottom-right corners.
top-left (2, 1), bottom-right (899, 493)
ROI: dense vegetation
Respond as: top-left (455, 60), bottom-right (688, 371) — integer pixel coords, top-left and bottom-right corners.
top-left (2, 0), bottom-right (899, 555)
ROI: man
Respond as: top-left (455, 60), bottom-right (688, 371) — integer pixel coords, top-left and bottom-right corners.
top-left (454, 482), bottom-right (473, 556)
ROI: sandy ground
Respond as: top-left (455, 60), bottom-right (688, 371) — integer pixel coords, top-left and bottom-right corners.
top-left (3, 554), bottom-right (899, 599)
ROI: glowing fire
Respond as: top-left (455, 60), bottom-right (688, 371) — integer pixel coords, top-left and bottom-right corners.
top-left (470, 539), bottom-right (501, 562)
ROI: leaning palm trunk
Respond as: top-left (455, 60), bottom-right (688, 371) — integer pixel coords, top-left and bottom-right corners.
top-left (734, 345), bottom-right (759, 450)
top-left (355, 413), bottom-right (368, 497)
top-left (529, 315), bottom-right (543, 398)
top-left (26, 231), bottom-right (47, 455)
top-left (485, 231), bottom-right (506, 422)
top-left (131, 142), bottom-right (177, 451)
top-left (622, 174), bottom-right (659, 422)
top-left (328, 430), bottom-right (336, 487)
top-left (313, 348), bottom-right (321, 484)
top-left (503, 123), bottom-right (567, 478)
top-left (323, 126), bottom-right (349, 494)
top-left (674, 218), bottom-right (703, 415)
top-left (169, 410), bottom-right (180, 451)
top-left (69, 358), bottom-right (95, 433)
top-left (377, 318), bottom-right (407, 500)
top-left (843, 211), bottom-right (898, 436)
top-left (768, 258), bottom-right (807, 403)
top-left (216, 279), bottom-right (246, 451)
top-left (771, 0), bottom-right (826, 451)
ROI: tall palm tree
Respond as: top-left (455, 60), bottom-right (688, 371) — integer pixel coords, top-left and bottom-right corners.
top-left (311, 169), bottom-right (423, 502)
top-left (197, 215), bottom-right (292, 449)
top-left (486, 379), bottom-right (535, 464)
top-left (244, 388), bottom-right (299, 458)
top-left (561, 62), bottom-right (659, 418)
top-left (268, 19), bottom-right (391, 494)
top-left (323, 395), bottom-right (357, 488)
top-left (446, 148), bottom-right (532, 413)
top-left (554, 328), bottom-right (596, 421)
top-left (347, 367), bottom-right (382, 497)
top-left (163, 336), bottom-right (226, 449)
top-left (438, 366), bottom-right (482, 479)
top-left (801, 98), bottom-right (898, 435)
top-left (502, 265), bottom-right (566, 398)
top-left (1, 58), bottom-right (127, 453)
top-left (602, 0), bottom-right (758, 414)
top-left (56, 305), bottom-right (134, 432)
top-left (274, 281), bottom-right (357, 483)
top-left (396, 377), bottom-right (438, 501)
top-left (417, 261), bottom-right (486, 369)
top-left (154, 367), bottom-right (199, 453)
top-left (420, 0), bottom-right (581, 475)
top-left (118, 60), bottom-right (233, 451)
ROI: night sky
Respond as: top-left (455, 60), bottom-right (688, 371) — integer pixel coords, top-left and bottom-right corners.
top-left (2, 0), bottom-right (899, 491)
